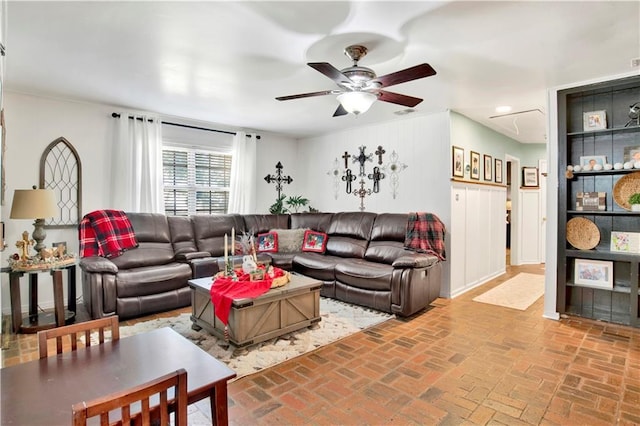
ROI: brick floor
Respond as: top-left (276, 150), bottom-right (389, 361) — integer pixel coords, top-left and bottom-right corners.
top-left (3, 263), bottom-right (640, 425)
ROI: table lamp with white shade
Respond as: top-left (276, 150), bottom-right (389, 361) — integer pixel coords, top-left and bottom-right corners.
top-left (10, 186), bottom-right (58, 255)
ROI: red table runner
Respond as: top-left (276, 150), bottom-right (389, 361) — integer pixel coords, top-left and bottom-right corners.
top-left (209, 267), bottom-right (287, 325)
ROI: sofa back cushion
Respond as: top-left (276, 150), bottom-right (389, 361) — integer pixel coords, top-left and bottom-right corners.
top-left (365, 213), bottom-right (409, 265)
top-left (242, 214), bottom-right (290, 235)
top-left (191, 214), bottom-right (245, 256)
top-left (325, 212), bottom-right (376, 259)
top-left (110, 213), bottom-right (175, 269)
top-left (290, 213), bottom-right (333, 232)
top-left (167, 216), bottom-right (199, 256)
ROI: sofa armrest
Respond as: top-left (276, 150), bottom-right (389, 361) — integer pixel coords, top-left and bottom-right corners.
top-left (175, 251), bottom-right (211, 262)
top-left (392, 253), bottom-right (439, 269)
top-left (79, 256), bottom-right (118, 274)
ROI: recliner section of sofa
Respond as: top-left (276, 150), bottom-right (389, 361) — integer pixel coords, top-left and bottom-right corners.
top-left (81, 213), bottom-right (193, 319)
top-left (80, 211), bottom-right (443, 319)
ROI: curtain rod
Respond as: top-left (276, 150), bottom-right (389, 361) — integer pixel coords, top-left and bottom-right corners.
top-left (111, 113), bottom-right (260, 139)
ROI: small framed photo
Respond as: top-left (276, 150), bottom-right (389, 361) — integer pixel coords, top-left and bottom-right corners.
top-left (610, 231), bottom-right (640, 253)
top-left (494, 158), bottom-right (503, 184)
top-left (522, 167), bottom-right (539, 187)
top-left (52, 241), bottom-right (67, 256)
top-left (579, 155), bottom-right (607, 169)
top-left (452, 146), bottom-right (464, 178)
top-left (583, 110), bottom-right (607, 131)
top-left (470, 151), bottom-right (480, 180)
top-left (574, 259), bottom-right (613, 289)
top-left (623, 146), bottom-right (640, 163)
top-left (576, 192), bottom-right (606, 211)
top-left (483, 154), bottom-right (492, 181)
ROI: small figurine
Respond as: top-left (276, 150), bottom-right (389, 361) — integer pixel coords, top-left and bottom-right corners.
top-left (15, 231), bottom-right (34, 261)
top-left (242, 255), bottom-right (257, 274)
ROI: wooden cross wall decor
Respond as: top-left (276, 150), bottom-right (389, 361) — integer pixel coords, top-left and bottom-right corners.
top-left (263, 161), bottom-right (293, 198)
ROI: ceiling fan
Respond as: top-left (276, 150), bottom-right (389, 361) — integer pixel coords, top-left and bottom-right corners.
top-left (276, 44), bottom-right (437, 117)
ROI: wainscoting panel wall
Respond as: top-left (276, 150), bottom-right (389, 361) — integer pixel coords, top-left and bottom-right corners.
top-left (449, 182), bottom-right (506, 297)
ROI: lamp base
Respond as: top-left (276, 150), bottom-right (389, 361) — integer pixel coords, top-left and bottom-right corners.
top-left (32, 218), bottom-right (47, 253)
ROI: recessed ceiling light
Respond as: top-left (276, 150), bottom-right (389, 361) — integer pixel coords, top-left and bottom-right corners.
top-left (496, 106), bottom-right (512, 113)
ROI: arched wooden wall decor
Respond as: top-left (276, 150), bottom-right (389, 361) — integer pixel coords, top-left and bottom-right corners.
top-left (39, 137), bottom-right (82, 228)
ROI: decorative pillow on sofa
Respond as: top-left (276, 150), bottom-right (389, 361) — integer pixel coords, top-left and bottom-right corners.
top-left (257, 232), bottom-right (278, 252)
top-left (270, 228), bottom-right (307, 253)
top-left (302, 230), bottom-right (328, 253)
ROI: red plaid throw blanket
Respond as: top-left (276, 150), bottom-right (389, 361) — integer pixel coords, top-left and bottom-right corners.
top-left (209, 267), bottom-right (287, 325)
top-left (79, 210), bottom-right (138, 258)
top-left (404, 212), bottom-right (446, 261)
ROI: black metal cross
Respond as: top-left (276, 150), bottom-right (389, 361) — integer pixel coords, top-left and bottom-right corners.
top-left (341, 151), bottom-right (351, 169)
top-left (264, 161), bottom-right (293, 198)
top-left (375, 145), bottom-right (386, 165)
top-left (367, 166), bottom-right (385, 193)
top-left (352, 145), bottom-right (373, 176)
top-left (341, 168), bottom-right (357, 194)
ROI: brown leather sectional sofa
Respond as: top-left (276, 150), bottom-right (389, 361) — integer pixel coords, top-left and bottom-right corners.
top-left (80, 212), bottom-right (443, 320)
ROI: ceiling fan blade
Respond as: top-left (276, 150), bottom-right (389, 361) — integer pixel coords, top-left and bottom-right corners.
top-left (378, 90), bottom-right (423, 107)
top-left (333, 104), bottom-right (348, 117)
top-left (276, 90), bottom-right (335, 101)
top-left (375, 63), bottom-right (436, 88)
top-left (308, 62), bottom-right (354, 87)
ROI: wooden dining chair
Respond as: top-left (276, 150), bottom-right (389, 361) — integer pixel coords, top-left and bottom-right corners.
top-left (37, 316), bottom-right (120, 359)
top-left (71, 368), bottom-right (188, 426)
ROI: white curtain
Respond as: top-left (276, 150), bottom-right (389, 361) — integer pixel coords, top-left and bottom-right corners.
top-left (227, 131), bottom-right (257, 214)
top-left (110, 112), bottom-right (164, 213)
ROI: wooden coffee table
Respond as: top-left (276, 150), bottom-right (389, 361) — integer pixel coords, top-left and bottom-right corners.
top-left (189, 273), bottom-right (322, 347)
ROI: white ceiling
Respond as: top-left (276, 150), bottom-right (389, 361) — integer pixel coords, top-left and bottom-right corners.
top-left (4, 1), bottom-right (640, 143)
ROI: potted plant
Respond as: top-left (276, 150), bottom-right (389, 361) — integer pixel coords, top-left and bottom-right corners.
top-left (268, 194), bottom-right (313, 214)
top-left (629, 193), bottom-right (640, 212)
top-left (285, 195), bottom-right (309, 213)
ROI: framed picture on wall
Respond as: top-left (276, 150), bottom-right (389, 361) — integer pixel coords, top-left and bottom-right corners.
top-left (495, 158), bottom-right (503, 184)
top-left (452, 146), bottom-right (464, 178)
top-left (483, 154), bottom-right (492, 181)
top-left (522, 167), bottom-right (539, 187)
top-left (470, 151), bottom-right (480, 180)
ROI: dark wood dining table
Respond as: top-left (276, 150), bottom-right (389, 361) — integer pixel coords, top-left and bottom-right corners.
top-left (1, 327), bottom-right (236, 425)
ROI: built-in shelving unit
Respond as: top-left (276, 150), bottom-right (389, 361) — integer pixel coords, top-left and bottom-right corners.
top-left (557, 75), bottom-right (640, 327)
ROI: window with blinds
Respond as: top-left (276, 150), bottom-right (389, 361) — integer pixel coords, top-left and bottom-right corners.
top-left (163, 148), bottom-right (231, 216)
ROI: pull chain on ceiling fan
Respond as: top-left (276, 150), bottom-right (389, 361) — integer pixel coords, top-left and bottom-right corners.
top-left (276, 44), bottom-right (437, 117)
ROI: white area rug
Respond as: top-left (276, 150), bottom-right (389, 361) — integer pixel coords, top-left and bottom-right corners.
top-left (472, 273), bottom-right (545, 311)
top-left (117, 298), bottom-right (393, 380)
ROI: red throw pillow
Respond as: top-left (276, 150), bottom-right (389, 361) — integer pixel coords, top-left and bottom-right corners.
top-left (302, 230), bottom-right (328, 253)
top-left (257, 232), bottom-right (278, 253)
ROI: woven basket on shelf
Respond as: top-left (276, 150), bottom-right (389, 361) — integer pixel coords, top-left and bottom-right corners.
top-left (613, 171), bottom-right (640, 211)
top-left (566, 217), bottom-right (600, 250)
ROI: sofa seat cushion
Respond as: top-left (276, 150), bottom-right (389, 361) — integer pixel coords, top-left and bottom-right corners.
top-left (268, 252), bottom-right (297, 270)
top-left (335, 258), bottom-right (394, 292)
top-left (292, 253), bottom-right (342, 282)
top-left (116, 263), bottom-right (192, 298)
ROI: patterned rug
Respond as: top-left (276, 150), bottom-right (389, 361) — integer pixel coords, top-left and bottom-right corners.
top-left (472, 273), bottom-right (545, 311)
top-left (118, 298), bottom-right (393, 380)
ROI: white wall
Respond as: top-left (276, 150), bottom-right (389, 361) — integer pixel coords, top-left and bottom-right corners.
top-left (298, 111), bottom-right (451, 214)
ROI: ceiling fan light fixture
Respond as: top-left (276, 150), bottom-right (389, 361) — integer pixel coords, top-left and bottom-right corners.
top-left (337, 91), bottom-right (377, 115)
